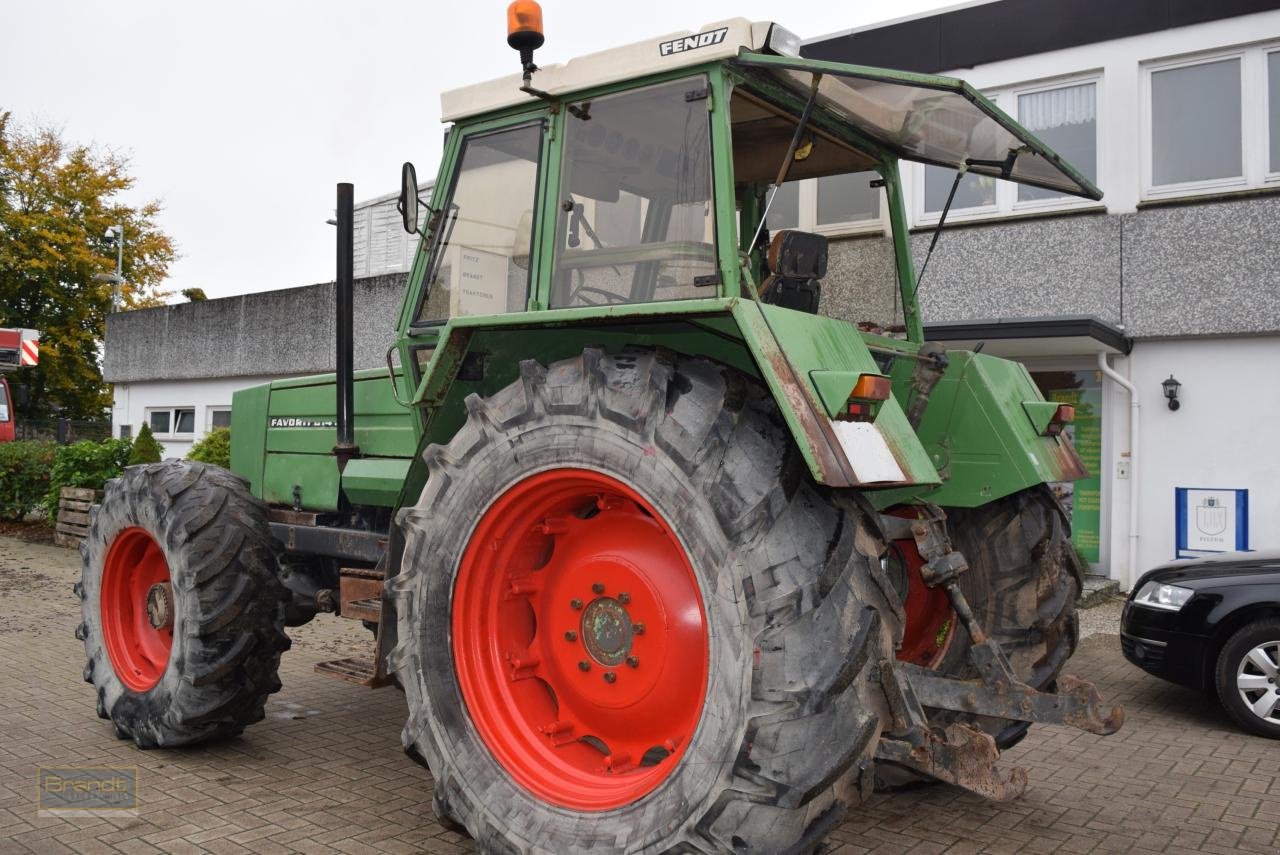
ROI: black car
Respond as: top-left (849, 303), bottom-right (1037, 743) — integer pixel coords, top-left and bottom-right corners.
top-left (1121, 549), bottom-right (1280, 738)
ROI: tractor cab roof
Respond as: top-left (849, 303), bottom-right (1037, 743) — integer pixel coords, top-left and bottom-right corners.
top-left (441, 18), bottom-right (1101, 201)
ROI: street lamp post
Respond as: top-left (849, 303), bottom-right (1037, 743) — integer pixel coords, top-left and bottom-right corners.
top-left (93, 224), bottom-right (125, 311)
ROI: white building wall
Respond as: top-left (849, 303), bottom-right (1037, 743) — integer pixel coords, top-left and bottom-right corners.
top-left (111, 375), bottom-right (297, 460)
top-left (901, 8), bottom-right (1280, 218)
top-left (1101, 336), bottom-right (1280, 590)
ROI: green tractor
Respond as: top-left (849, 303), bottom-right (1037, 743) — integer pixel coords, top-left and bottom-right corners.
top-left (77, 10), bottom-right (1123, 853)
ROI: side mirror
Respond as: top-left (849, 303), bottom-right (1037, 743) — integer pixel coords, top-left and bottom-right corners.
top-left (397, 162), bottom-right (419, 235)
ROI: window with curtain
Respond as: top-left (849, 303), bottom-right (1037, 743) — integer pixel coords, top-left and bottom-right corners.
top-left (1150, 58), bottom-right (1242, 187)
top-left (1017, 82), bottom-right (1097, 202)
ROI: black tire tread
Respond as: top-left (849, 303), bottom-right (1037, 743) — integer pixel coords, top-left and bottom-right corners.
top-left (392, 348), bottom-right (896, 854)
top-left (77, 461), bottom-right (290, 748)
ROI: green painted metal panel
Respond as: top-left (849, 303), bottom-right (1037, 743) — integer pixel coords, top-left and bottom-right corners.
top-left (869, 351), bottom-right (1087, 509)
top-left (730, 300), bottom-right (938, 488)
top-left (342, 457), bottom-right (412, 507)
top-left (809, 370), bottom-right (864, 418)
top-left (263, 452), bottom-right (340, 511)
top-left (1021, 400), bottom-right (1060, 436)
top-left (229, 383), bottom-right (269, 496)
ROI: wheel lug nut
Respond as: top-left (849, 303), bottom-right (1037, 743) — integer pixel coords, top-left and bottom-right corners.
top-left (592, 582), bottom-right (605, 595)
top-left (633, 623), bottom-right (645, 635)
top-left (618, 592), bottom-right (631, 604)
top-left (626, 656), bottom-right (639, 668)
top-left (570, 599), bottom-right (583, 610)
top-left (578, 660), bottom-right (591, 672)
top-left (603, 671), bottom-right (617, 683)
top-left (564, 631), bottom-right (578, 642)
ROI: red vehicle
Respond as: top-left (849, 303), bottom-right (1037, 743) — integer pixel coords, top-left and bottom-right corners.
top-left (0, 328), bottom-right (39, 443)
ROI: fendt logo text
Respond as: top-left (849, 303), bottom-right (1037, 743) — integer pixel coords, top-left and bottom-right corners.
top-left (658, 27), bottom-right (728, 57)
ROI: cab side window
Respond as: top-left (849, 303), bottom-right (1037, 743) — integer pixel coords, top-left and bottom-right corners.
top-left (416, 122), bottom-right (543, 323)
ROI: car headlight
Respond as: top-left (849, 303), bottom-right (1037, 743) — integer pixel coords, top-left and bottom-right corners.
top-left (1132, 581), bottom-right (1194, 611)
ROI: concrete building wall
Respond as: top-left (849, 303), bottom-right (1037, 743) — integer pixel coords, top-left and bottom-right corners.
top-left (821, 193), bottom-right (1280, 338)
top-left (105, 274), bottom-right (406, 385)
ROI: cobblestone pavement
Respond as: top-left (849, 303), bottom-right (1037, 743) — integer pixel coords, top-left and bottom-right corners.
top-left (2, 536), bottom-right (1277, 854)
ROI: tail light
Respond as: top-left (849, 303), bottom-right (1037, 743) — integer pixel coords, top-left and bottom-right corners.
top-left (840, 374), bottom-right (892, 423)
top-left (1045, 403), bottom-right (1075, 437)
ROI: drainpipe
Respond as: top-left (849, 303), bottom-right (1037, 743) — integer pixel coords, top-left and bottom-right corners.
top-left (1097, 352), bottom-right (1139, 591)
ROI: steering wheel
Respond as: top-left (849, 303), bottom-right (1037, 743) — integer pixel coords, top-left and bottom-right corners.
top-left (566, 283), bottom-right (630, 306)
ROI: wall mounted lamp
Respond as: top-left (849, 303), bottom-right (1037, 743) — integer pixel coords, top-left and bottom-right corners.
top-left (1162, 375), bottom-right (1181, 411)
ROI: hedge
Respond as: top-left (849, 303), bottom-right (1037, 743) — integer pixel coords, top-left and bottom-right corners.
top-left (0, 441), bottom-right (58, 521)
top-left (42, 438), bottom-right (133, 522)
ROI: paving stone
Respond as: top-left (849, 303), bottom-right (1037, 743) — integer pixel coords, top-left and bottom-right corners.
top-left (4, 535), bottom-right (1279, 853)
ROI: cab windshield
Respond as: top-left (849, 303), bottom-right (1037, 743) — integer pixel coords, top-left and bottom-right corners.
top-left (550, 76), bottom-right (718, 307)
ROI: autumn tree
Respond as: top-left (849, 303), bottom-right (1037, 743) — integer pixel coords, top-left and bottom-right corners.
top-left (0, 111), bottom-right (175, 420)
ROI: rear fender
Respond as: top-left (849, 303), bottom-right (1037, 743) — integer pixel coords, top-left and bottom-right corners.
top-left (397, 302), bottom-right (940, 523)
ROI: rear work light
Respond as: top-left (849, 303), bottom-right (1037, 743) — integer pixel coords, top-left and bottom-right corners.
top-left (840, 374), bottom-right (892, 423)
top-left (1045, 403), bottom-right (1075, 437)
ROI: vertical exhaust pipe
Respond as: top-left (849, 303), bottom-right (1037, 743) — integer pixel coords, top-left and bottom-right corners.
top-left (334, 182), bottom-right (359, 471)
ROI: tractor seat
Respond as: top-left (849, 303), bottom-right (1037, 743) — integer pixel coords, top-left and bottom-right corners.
top-left (759, 230), bottom-right (826, 314)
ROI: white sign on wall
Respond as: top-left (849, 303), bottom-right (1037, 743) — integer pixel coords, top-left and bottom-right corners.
top-left (1175, 487), bottom-right (1249, 558)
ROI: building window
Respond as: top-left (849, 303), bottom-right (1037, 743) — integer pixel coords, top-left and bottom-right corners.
top-left (208, 408), bottom-right (231, 431)
top-left (1017, 82), bottom-right (1098, 203)
top-left (765, 181), bottom-right (800, 232)
top-left (1149, 56), bottom-right (1242, 188)
top-left (763, 173), bottom-right (886, 237)
top-left (119, 424), bottom-right (132, 441)
top-left (148, 407), bottom-right (194, 437)
top-left (1269, 50), bottom-right (1280, 175)
top-left (816, 170), bottom-right (880, 227)
top-left (1143, 44), bottom-right (1279, 199)
top-left (914, 78), bottom-right (1101, 223)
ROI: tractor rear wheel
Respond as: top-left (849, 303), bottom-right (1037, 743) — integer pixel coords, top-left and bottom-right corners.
top-left (878, 485), bottom-right (1081, 787)
top-left (392, 348), bottom-right (897, 854)
top-left (77, 461), bottom-right (290, 748)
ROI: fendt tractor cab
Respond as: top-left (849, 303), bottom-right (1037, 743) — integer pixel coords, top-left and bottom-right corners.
top-left (77, 8), bottom-right (1123, 853)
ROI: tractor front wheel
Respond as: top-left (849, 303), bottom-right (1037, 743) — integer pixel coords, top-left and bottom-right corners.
top-left (392, 348), bottom-right (897, 854)
top-left (77, 461), bottom-right (290, 747)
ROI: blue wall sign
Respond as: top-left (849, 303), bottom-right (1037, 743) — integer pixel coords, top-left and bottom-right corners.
top-left (1175, 487), bottom-right (1248, 559)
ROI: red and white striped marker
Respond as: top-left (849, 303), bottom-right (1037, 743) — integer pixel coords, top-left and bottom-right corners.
top-left (20, 337), bottom-right (38, 366)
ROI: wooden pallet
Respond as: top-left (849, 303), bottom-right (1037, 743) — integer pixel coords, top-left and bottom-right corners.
top-left (54, 487), bottom-right (100, 549)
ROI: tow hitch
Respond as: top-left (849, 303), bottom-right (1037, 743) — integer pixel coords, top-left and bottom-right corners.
top-left (874, 506), bottom-right (1125, 800)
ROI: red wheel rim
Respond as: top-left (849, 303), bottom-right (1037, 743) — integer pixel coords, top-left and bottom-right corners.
top-left (453, 469), bottom-right (709, 811)
top-left (889, 536), bottom-right (955, 666)
top-left (101, 527), bottom-right (174, 692)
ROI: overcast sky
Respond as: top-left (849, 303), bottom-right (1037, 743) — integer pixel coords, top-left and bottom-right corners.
top-left (5, 1), bottom-right (958, 299)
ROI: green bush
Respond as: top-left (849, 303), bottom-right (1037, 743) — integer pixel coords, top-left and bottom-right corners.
top-left (0, 441), bottom-right (58, 521)
top-left (129, 422), bottom-right (164, 465)
top-left (43, 438), bottom-right (133, 521)
top-left (188, 427), bottom-right (231, 469)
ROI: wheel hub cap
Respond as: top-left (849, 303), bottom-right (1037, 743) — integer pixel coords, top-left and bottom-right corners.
top-left (581, 596), bottom-right (633, 666)
top-left (1236, 641), bottom-right (1280, 725)
top-left (452, 469), bottom-right (709, 811)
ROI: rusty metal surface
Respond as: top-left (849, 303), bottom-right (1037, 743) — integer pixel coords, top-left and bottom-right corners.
top-left (338, 575), bottom-right (384, 622)
top-left (267, 507), bottom-right (336, 527)
top-left (269, 521), bottom-right (387, 564)
top-left (877, 724), bottom-right (1028, 802)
